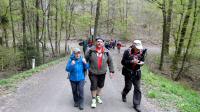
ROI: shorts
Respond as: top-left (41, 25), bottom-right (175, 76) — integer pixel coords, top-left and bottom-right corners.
top-left (89, 72), bottom-right (106, 91)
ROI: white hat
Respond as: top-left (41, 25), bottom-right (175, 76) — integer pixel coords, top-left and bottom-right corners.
top-left (133, 40), bottom-right (143, 50)
top-left (73, 48), bottom-right (81, 53)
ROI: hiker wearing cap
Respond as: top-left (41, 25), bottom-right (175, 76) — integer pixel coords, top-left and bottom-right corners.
top-left (121, 40), bottom-right (147, 112)
top-left (66, 48), bottom-right (89, 110)
top-left (85, 37), bottom-right (114, 108)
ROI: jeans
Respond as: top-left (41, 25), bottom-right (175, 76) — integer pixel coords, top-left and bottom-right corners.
top-left (70, 80), bottom-right (85, 107)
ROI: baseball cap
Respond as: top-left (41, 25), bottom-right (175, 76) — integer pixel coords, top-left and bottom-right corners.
top-left (73, 48), bottom-right (81, 53)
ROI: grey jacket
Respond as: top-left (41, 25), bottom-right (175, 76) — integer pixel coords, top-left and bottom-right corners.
top-left (85, 46), bottom-right (114, 75)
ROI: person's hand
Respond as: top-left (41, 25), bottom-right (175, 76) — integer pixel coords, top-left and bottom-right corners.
top-left (109, 72), bottom-right (114, 79)
top-left (138, 61), bottom-right (144, 66)
top-left (82, 58), bottom-right (87, 64)
top-left (67, 74), bottom-right (70, 79)
top-left (131, 58), bottom-right (139, 64)
top-left (71, 60), bottom-right (75, 65)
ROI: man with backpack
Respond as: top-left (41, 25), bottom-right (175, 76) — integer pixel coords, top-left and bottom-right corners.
top-left (85, 37), bottom-right (114, 108)
top-left (121, 40), bottom-right (147, 112)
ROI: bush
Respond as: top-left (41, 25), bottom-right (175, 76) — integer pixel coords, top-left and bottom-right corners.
top-left (0, 46), bottom-right (23, 71)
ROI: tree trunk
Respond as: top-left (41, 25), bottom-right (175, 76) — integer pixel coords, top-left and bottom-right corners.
top-left (55, 0), bottom-right (58, 55)
top-left (176, 0), bottom-right (194, 58)
top-left (47, 1), bottom-right (55, 57)
top-left (9, 0), bottom-right (16, 52)
top-left (171, 0), bottom-right (185, 76)
top-left (89, 1), bottom-right (93, 35)
top-left (165, 0), bottom-right (173, 55)
top-left (125, 0), bottom-right (129, 33)
top-left (107, 0), bottom-right (110, 34)
top-left (21, 0), bottom-right (28, 68)
top-left (3, 28), bottom-right (9, 48)
top-left (159, 0), bottom-right (167, 70)
top-left (171, 0), bottom-right (194, 79)
top-left (36, 0), bottom-right (40, 54)
top-left (94, 0), bottom-right (101, 39)
top-left (175, 0), bottom-right (197, 81)
top-left (0, 34), bottom-right (3, 45)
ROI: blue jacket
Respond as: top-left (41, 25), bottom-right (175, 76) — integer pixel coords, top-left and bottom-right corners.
top-left (66, 53), bottom-right (89, 81)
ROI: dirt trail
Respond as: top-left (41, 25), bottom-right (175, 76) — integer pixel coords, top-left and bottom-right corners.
top-left (0, 40), bottom-right (164, 112)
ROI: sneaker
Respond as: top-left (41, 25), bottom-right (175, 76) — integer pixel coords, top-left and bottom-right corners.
top-left (91, 99), bottom-right (96, 108)
top-left (96, 96), bottom-right (103, 104)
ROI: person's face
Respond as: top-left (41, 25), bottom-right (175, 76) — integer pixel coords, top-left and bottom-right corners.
top-left (134, 47), bottom-right (140, 53)
top-left (131, 45), bottom-right (140, 53)
top-left (75, 52), bottom-right (81, 59)
top-left (96, 39), bottom-right (104, 48)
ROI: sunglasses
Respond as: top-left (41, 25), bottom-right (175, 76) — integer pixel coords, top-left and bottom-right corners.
top-left (97, 40), bottom-right (103, 43)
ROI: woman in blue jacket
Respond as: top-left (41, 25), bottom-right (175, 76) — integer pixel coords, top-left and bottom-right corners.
top-left (66, 48), bottom-right (89, 110)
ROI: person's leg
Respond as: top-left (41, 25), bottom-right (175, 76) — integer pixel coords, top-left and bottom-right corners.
top-left (96, 74), bottom-right (106, 104)
top-left (70, 81), bottom-right (79, 107)
top-left (121, 74), bottom-right (132, 102)
top-left (132, 71), bottom-right (142, 112)
top-left (78, 80), bottom-right (85, 110)
top-left (132, 79), bottom-right (141, 105)
top-left (88, 73), bottom-right (98, 108)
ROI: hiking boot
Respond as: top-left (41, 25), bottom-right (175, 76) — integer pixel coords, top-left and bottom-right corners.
top-left (133, 105), bottom-right (141, 112)
top-left (74, 103), bottom-right (78, 107)
top-left (91, 99), bottom-right (96, 108)
top-left (96, 96), bottom-right (103, 104)
top-left (79, 104), bottom-right (84, 110)
top-left (121, 92), bottom-right (127, 102)
top-left (79, 106), bottom-right (84, 110)
top-left (122, 95), bottom-right (127, 102)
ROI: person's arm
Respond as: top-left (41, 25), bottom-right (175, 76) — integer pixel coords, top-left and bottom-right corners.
top-left (66, 58), bottom-right (75, 72)
top-left (137, 49), bottom-right (147, 66)
top-left (121, 50), bottom-right (132, 65)
top-left (107, 51), bottom-right (114, 73)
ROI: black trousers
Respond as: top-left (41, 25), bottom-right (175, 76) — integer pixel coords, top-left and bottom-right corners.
top-left (70, 80), bottom-right (85, 107)
top-left (122, 70), bottom-right (141, 106)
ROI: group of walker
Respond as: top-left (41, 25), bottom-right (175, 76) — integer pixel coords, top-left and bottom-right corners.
top-left (66, 37), bottom-right (146, 112)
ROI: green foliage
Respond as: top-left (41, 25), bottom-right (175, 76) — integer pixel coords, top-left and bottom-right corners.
top-left (0, 46), bottom-right (22, 70)
top-left (148, 90), bottom-right (157, 98)
top-left (118, 31), bottom-right (132, 41)
top-left (75, 12), bottom-right (92, 32)
top-left (142, 65), bottom-right (200, 112)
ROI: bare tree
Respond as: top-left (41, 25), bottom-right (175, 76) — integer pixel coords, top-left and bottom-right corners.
top-left (94, 0), bottom-right (101, 38)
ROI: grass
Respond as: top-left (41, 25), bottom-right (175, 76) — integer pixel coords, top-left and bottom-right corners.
top-left (0, 57), bottom-right (66, 90)
top-left (142, 65), bottom-right (200, 112)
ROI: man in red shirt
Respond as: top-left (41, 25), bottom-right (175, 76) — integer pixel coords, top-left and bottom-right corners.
top-left (85, 37), bottom-right (114, 108)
